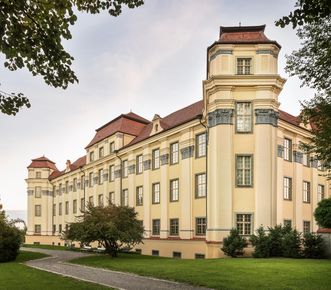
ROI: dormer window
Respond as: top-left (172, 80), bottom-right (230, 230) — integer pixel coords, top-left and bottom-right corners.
top-left (99, 147), bottom-right (104, 158)
top-left (90, 151), bottom-right (94, 162)
top-left (237, 58), bottom-right (251, 75)
top-left (155, 124), bottom-right (158, 132)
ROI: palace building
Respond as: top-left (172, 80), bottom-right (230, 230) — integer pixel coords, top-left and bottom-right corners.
top-left (25, 25), bottom-right (330, 258)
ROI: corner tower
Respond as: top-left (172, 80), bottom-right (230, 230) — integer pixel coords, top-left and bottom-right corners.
top-left (203, 25), bottom-right (286, 251)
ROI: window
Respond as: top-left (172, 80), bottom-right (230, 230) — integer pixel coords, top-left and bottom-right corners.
top-left (80, 198), bottom-right (85, 211)
top-left (122, 160), bottom-right (128, 178)
top-left (236, 214), bottom-right (252, 235)
top-left (109, 165), bottom-right (115, 181)
top-left (89, 172), bottom-right (93, 187)
top-left (98, 194), bottom-right (104, 206)
top-left (170, 218), bottom-right (179, 236)
top-left (195, 253), bottom-right (205, 259)
top-left (73, 178), bottom-right (77, 192)
top-left (236, 102), bottom-right (252, 133)
top-left (173, 252), bottom-right (182, 258)
top-left (109, 142), bottom-right (115, 154)
top-left (170, 142), bottom-right (179, 164)
top-left (65, 181), bottom-right (69, 193)
top-left (136, 155), bottom-right (143, 174)
top-left (136, 186), bottom-right (143, 206)
top-left (237, 58), bottom-right (251, 75)
top-left (89, 151), bottom-right (94, 162)
top-left (89, 196), bottom-right (94, 205)
top-left (170, 179), bottom-right (179, 202)
top-left (302, 153), bottom-right (310, 167)
top-left (81, 175), bottom-right (85, 189)
top-left (196, 217), bottom-right (206, 236)
top-left (98, 169), bottom-right (104, 184)
top-left (59, 224), bottom-right (62, 233)
top-left (65, 201), bottom-right (69, 215)
top-left (284, 138), bottom-right (292, 161)
top-left (109, 192), bottom-right (115, 205)
top-left (284, 219), bottom-right (292, 228)
top-left (35, 186), bottom-right (41, 198)
top-left (236, 155), bottom-right (253, 186)
top-left (135, 249), bottom-right (142, 254)
top-left (303, 221), bottom-right (311, 234)
top-left (99, 147), bottom-right (104, 158)
top-left (122, 189), bottom-right (129, 206)
top-left (73, 199), bottom-right (77, 214)
top-left (152, 183), bottom-right (160, 204)
top-left (195, 173), bottom-right (206, 198)
top-left (53, 204), bottom-right (56, 216)
top-left (36, 172), bottom-right (41, 178)
top-left (35, 205), bottom-right (41, 217)
top-left (152, 149), bottom-right (160, 169)
top-left (303, 181), bottom-right (311, 203)
top-left (318, 185), bottom-right (325, 202)
top-left (52, 225), bottom-right (56, 234)
top-left (34, 224), bottom-right (41, 234)
top-left (283, 177), bottom-right (292, 200)
top-left (59, 203), bottom-right (62, 216)
top-left (152, 219), bottom-right (160, 235)
top-left (196, 133), bottom-right (206, 157)
top-left (152, 250), bottom-right (159, 256)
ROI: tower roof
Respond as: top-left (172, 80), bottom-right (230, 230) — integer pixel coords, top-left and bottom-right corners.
top-left (27, 156), bottom-right (58, 171)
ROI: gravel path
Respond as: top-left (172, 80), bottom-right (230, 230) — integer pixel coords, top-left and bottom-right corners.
top-left (22, 247), bottom-right (211, 290)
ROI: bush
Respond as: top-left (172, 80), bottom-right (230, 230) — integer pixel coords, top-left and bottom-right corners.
top-left (221, 228), bottom-right (247, 257)
top-left (250, 227), bottom-right (271, 258)
top-left (303, 232), bottom-right (325, 258)
top-left (282, 229), bottom-right (302, 258)
top-left (314, 198), bottom-right (331, 228)
top-left (268, 225), bottom-right (287, 257)
top-left (0, 211), bottom-right (23, 262)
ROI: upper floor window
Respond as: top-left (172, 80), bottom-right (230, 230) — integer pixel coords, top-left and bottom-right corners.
top-left (109, 165), bottom-right (115, 182)
top-left (59, 203), bottom-right (62, 216)
top-left (196, 133), bottom-right (206, 158)
top-left (318, 184), bottom-right (325, 202)
top-left (98, 194), bottom-right (104, 206)
top-left (80, 198), bottom-right (85, 212)
top-left (89, 172), bottom-right (93, 187)
top-left (283, 177), bottom-right (292, 200)
top-left (81, 176), bottom-right (85, 189)
top-left (36, 172), bottom-right (41, 179)
top-left (284, 138), bottom-right (292, 161)
top-left (35, 205), bottom-right (41, 217)
top-left (136, 155), bottom-right (143, 174)
top-left (109, 142), bottom-right (115, 154)
top-left (152, 149), bottom-right (160, 169)
top-left (195, 173), bottom-right (206, 198)
top-left (136, 186), bottom-right (143, 206)
top-left (89, 151), bottom-right (94, 162)
top-left (122, 160), bottom-right (128, 178)
top-left (236, 102), bottom-right (252, 133)
top-left (89, 196), bottom-right (94, 205)
top-left (170, 142), bottom-right (179, 164)
top-left (302, 152), bottom-right (310, 167)
top-left (170, 179), bottom-right (179, 202)
top-left (303, 181), bottom-right (311, 203)
top-left (109, 192), bottom-right (115, 205)
top-left (99, 147), bottom-right (104, 158)
top-left (65, 181), bottom-right (69, 193)
top-left (236, 155), bottom-right (253, 187)
top-left (152, 183), bottom-right (160, 204)
top-left (237, 58), bottom-right (252, 75)
top-left (73, 199), bottom-right (77, 214)
top-left (35, 186), bottom-right (41, 198)
top-left (121, 189), bottom-right (129, 206)
top-left (65, 201), bottom-right (69, 215)
top-left (73, 178), bottom-right (77, 192)
top-left (236, 213), bottom-right (252, 235)
top-left (98, 169), bottom-right (104, 184)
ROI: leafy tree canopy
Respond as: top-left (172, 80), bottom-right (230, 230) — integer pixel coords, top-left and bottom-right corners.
top-left (314, 197), bottom-right (331, 228)
top-left (0, 0), bottom-right (144, 115)
top-left (64, 203), bottom-right (144, 257)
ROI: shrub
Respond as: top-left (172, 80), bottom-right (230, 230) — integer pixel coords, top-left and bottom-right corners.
top-left (221, 228), bottom-right (247, 257)
top-left (282, 229), bottom-right (302, 258)
top-left (268, 225), bottom-right (285, 257)
top-left (250, 227), bottom-right (271, 258)
top-left (303, 232), bottom-right (325, 258)
top-left (314, 198), bottom-right (331, 228)
top-left (0, 211), bottom-right (23, 262)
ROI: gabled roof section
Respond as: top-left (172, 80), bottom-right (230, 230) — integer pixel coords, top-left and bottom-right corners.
top-left (216, 25), bottom-right (281, 48)
top-left (27, 156), bottom-right (58, 171)
top-left (86, 112), bottom-right (150, 148)
top-left (48, 155), bottom-right (86, 180)
top-left (279, 110), bottom-right (301, 127)
top-left (128, 100), bottom-right (203, 146)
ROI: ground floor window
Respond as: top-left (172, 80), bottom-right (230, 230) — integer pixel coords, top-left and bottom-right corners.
top-left (152, 250), bottom-right (159, 256)
top-left (152, 219), bottom-right (160, 235)
top-left (34, 224), bottom-right (41, 234)
top-left (303, 221), bottom-right (311, 234)
top-left (195, 253), bottom-right (205, 259)
top-left (173, 251), bottom-right (182, 258)
top-left (284, 219), bottom-right (292, 228)
top-left (170, 218), bottom-right (179, 236)
top-left (236, 214), bottom-right (252, 235)
top-left (195, 217), bottom-right (206, 236)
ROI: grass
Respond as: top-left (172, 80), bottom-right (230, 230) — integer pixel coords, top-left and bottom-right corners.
top-left (71, 253), bottom-right (331, 290)
top-left (0, 251), bottom-right (111, 290)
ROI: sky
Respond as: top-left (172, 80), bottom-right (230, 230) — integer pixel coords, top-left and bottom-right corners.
top-left (0, 0), bottom-right (315, 211)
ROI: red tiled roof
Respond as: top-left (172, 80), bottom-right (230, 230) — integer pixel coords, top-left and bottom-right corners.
top-left (317, 228), bottom-right (331, 233)
top-left (279, 110), bottom-right (301, 127)
top-left (128, 100), bottom-right (204, 146)
top-left (86, 112), bottom-right (150, 148)
top-left (215, 25), bottom-right (281, 48)
top-left (27, 156), bottom-right (58, 171)
top-left (48, 156), bottom-right (86, 180)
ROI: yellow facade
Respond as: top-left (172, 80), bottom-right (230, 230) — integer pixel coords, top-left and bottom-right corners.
top-left (25, 25), bottom-right (330, 258)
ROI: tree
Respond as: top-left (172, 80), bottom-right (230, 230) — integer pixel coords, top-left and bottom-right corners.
top-left (64, 203), bottom-right (144, 257)
top-left (303, 232), bottom-right (325, 258)
top-left (0, 210), bottom-right (24, 262)
top-left (0, 0), bottom-right (144, 115)
top-left (276, 1), bottom-right (331, 177)
top-left (221, 228), bottom-right (247, 257)
top-left (314, 198), bottom-right (331, 228)
top-left (250, 227), bottom-right (271, 258)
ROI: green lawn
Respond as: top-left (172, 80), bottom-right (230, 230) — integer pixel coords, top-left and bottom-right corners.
top-left (71, 253), bottom-right (331, 290)
top-left (0, 251), bottom-right (110, 290)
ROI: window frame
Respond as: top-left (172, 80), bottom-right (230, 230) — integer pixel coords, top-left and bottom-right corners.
top-left (236, 213), bottom-right (253, 236)
top-left (136, 154), bottom-right (143, 174)
top-left (136, 186), bottom-right (143, 206)
top-left (283, 138), bottom-right (292, 162)
top-left (73, 199), bottom-right (77, 214)
top-left (99, 146), bottom-right (104, 158)
top-left (283, 176), bottom-right (292, 200)
top-left (195, 173), bottom-right (206, 198)
top-left (236, 57), bottom-right (252, 75)
top-left (170, 142), bottom-right (179, 165)
top-left (122, 189), bottom-right (129, 206)
top-left (109, 192), bottom-right (115, 205)
top-left (195, 217), bottom-right (206, 236)
top-left (152, 219), bottom-right (161, 236)
top-left (317, 184), bottom-right (325, 202)
top-left (152, 182), bottom-right (160, 204)
top-left (235, 101), bottom-right (253, 133)
top-left (235, 154), bottom-right (253, 187)
top-left (303, 181), bottom-right (311, 203)
top-left (196, 133), bottom-right (206, 158)
top-left (122, 160), bottom-right (128, 178)
top-left (170, 218), bottom-right (179, 236)
top-left (303, 221), bottom-right (311, 234)
top-left (35, 186), bottom-right (42, 198)
top-left (152, 148), bottom-right (160, 170)
top-left (109, 165), bottom-right (115, 182)
top-left (35, 205), bottom-right (41, 217)
top-left (170, 179), bottom-right (179, 202)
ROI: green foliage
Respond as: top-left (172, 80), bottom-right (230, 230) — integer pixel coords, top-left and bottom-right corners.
top-left (65, 204), bottom-right (144, 257)
top-left (282, 229), bottom-right (302, 258)
top-left (314, 198), bottom-right (331, 228)
top-left (303, 232), bottom-right (325, 258)
top-left (0, 210), bottom-right (23, 262)
top-left (276, 0), bottom-right (331, 28)
top-left (268, 225), bottom-right (290, 257)
top-left (250, 227), bottom-right (270, 258)
top-left (0, 0), bottom-right (144, 115)
top-left (221, 228), bottom-right (247, 257)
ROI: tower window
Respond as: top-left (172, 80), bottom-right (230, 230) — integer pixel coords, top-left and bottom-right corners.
top-left (237, 58), bottom-right (252, 75)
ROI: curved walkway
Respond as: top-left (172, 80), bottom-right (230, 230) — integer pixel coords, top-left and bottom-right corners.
top-left (22, 247), bottom-right (211, 290)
